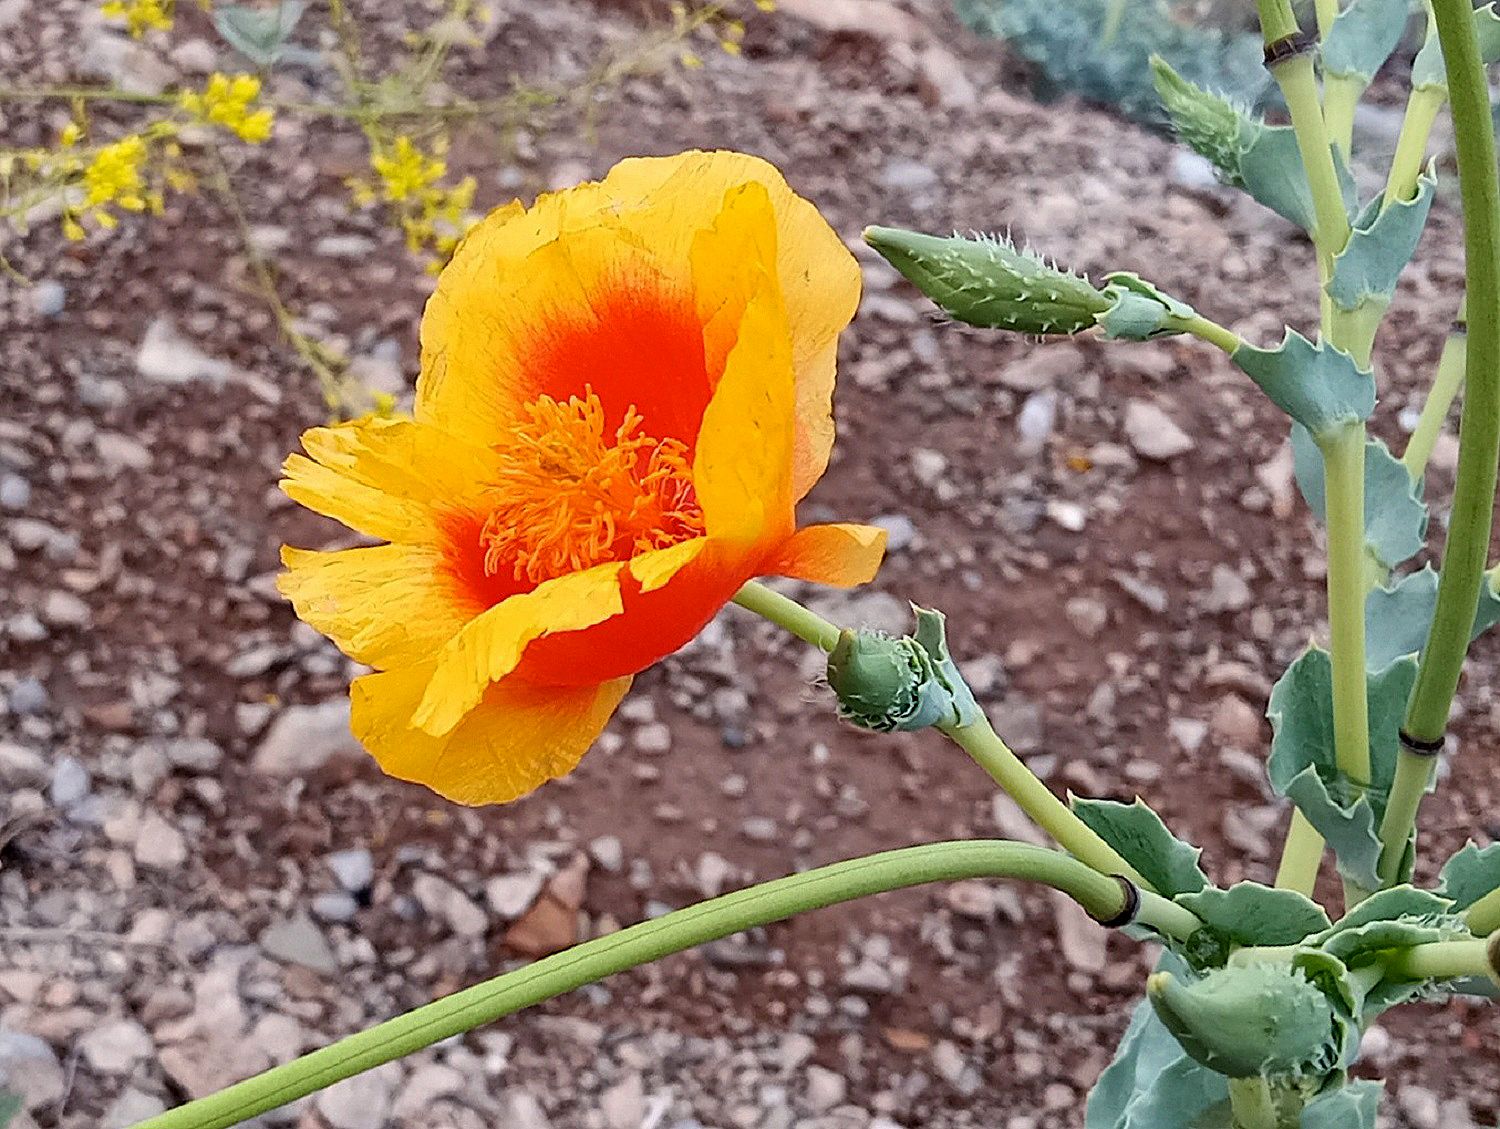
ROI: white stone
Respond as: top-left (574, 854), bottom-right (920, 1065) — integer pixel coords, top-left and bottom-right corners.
top-left (413, 873), bottom-right (488, 937)
top-left (1123, 400), bottom-right (1195, 461)
top-left (79, 1018), bottom-right (152, 1074)
top-left (135, 317), bottom-right (235, 385)
top-left (134, 811), bottom-right (188, 869)
top-left (486, 872), bottom-right (546, 919)
top-left (316, 1063), bottom-right (398, 1129)
top-left (252, 700), bottom-right (364, 775)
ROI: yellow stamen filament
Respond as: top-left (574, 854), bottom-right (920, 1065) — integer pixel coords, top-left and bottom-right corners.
top-left (480, 388), bottom-right (704, 583)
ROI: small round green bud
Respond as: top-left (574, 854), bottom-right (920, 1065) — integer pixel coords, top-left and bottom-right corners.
top-left (862, 226), bottom-right (1111, 335)
top-left (826, 629), bottom-right (923, 733)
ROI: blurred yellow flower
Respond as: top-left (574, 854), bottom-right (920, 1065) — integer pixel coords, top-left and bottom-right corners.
top-left (178, 74), bottom-right (276, 143)
top-left (83, 135), bottom-right (148, 211)
top-left (371, 136), bottom-right (445, 202)
top-left (100, 0), bottom-right (174, 36)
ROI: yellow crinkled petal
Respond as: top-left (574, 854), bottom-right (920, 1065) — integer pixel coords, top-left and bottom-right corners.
top-left (413, 561), bottom-right (626, 736)
top-left (692, 236), bottom-right (796, 546)
top-left (765, 523), bottom-right (888, 588)
top-left (352, 661), bottom-right (631, 806)
top-left (278, 544), bottom-right (481, 669)
top-left (598, 150), bottom-right (861, 496)
top-left (629, 537), bottom-right (708, 594)
top-left (281, 416), bottom-right (498, 544)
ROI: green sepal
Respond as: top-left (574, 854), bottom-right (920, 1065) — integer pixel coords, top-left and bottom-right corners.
top-left (1086, 964), bottom-right (1231, 1129)
top-left (1287, 949), bottom-right (1363, 1068)
top-left (1071, 797), bottom-right (1212, 897)
top-left (1290, 424), bottom-right (1427, 575)
top-left (1326, 168), bottom-right (1437, 313)
top-left (1437, 841), bottom-right (1500, 911)
top-left (1266, 648), bottom-right (1418, 889)
top-left (0, 1092), bottom-right (19, 1129)
top-left (1148, 965), bottom-right (1339, 1078)
top-left (1322, 0), bottom-right (1408, 83)
top-left (1149, 56), bottom-right (1259, 187)
top-left (1096, 272), bottom-right (1196, 341)
top-left (862, 226), bottom-right (1112, 335)
top-left (1299, 1080), bottom-right (1383, 1128)
top-left (1238, 125), bottom-right (1319, 231)
top-left (1175, 882), bottom-right (1331, 946)
top-left (1313, 885), bottom-right (1459, 962)
top-left (1232, 331), bottom-right (1374, 440)
top-left (1412, 2), bottom-right (1500, 89)
top-left (826, 607), bottom-right (980, 733)
top-left (1365, 565), bottom-right (1500, 669)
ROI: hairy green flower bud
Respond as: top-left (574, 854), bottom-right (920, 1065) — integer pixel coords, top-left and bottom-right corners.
top-left (1149, 55), bottom-right (1259, 188)
top-left (863, 226), bottom-right (1112, 335)
top-left (825, 608), bottom-right (982, 734)
top-left (1148, 965), bottom-right (1338, 1078)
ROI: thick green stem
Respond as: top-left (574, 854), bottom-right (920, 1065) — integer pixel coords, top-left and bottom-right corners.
top-left (1256, 0), bottom-right (1301, 44)
top-left (1382, 0), bottom-right (1500, 880)
top-left (1467, 885), bottom-right (1500, 935)
top-left (732, 580), bottom-right (840, 651)
top-left (1313, 0), bottom-right (1340, 38)
top-left (1271, 54), bottom-right (1353, 284)
top-left (1385, 85), bottom-right (1447, 207)
top-left (1321, 423), bottom-right (1372, 792)
top-left (939, 718), bottom-right (1149, 889)
top-left (1403, 325), bottom-right (1468, 476)
top-left (1229, 1076), bottom-right (1281, 1129)
top-left (1375, 745), bottom-right (1432, 886)
top-left (129, 842), bottom-right (1190, 1129)
top-left (1384, 938), bottom-right (1499, 983)
top-left (1273, 810), bottom-right (1324, 896)
top-left (1324, 76), bottom-right (1363, 159)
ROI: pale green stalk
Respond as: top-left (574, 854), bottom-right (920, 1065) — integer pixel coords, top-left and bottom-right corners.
top-left (938, 717), bottom-right (1149, 888)
top-left (1467, 884), bottom-right (1500, 935)
top-left (1385, 85), bottom-right (1447, 207)
top-left (1380, 0), bottom-right (1500, 883)
top-left (731, 581), bottom-right (841, 650)
top-left (1321, 424), bottom-right (1373, 795)
top-left (1174, 314), bottom-right (1244, 355)
top-left (1273, 811), bottom-right (1324, 897)
top-left (1324, 76), bottom-right (1363, 159)
top-left (1402, 321), bottom-right (1467, 477)
top-left (1384, 938), bottom-right (1499, 982)
top-left (128, 842), bottom-right (1192, 1129)
top-left (1314, 0), bottom-right (1340, 38)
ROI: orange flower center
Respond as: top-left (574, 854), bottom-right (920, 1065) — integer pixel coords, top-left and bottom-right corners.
top-left (479, 388), bottom-right (705, 584)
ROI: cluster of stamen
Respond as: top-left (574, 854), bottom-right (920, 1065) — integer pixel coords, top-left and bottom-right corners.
top-left (479, 388), bottom-right (704, 584)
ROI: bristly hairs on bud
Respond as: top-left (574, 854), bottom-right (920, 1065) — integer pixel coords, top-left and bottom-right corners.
top-left (863, 225), bottom-right (1113, 336)
top-left (1149, 54), bottom-right (1261, 189)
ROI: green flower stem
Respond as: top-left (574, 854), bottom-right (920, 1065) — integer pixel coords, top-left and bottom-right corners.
top-left (1402, 319), bottom-right (1467, 476)
top-left (1313, 0), bottom-right (1339, 38)
top-left (1256, 0), bottom-right (1300, 45)
top-left (1271, 53), bottom-right (1353, 286)
top-left (1322, 423), bottom-right (1373, 793)
top-left (129, 842), bottom-right (1188, 1129)
top-left (1272, 810), bottom-right (1325, 897)
top-left (1324, 77), bottom-right (1364, 159)
top-left (1374, 746), bottom-right (1432, 887)
top-left (1385, 84), bottom-right (1447, 207)
top-left (938, 717), bottom-right (1150, 890)
top-left (1228, 1076), bottom-right (1280, 1129)
top-left (1383, 938), bottom-right (1499, 983)
top-left (1383, 0), bottom-right (1500, 882)
top-left (1467, 884), bottom-right (1500, 935)
top-left (732, 580), bottom-right (841, 651)
top-left (1173, 314), bottom-right (1244, 355)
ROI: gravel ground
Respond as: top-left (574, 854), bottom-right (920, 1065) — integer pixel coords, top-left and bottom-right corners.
top-left (0, 1), bottom-right (1497, 1127)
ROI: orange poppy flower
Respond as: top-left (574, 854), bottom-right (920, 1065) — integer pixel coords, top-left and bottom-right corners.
top-left (278, 150), bottom-right (886, 805)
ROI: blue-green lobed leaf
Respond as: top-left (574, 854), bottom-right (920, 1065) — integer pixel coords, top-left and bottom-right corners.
top-left (1265, 648), bottom-right (1419, 888)
top-left (1365, 565), bottom-right (1500, 669)
top-left (1437, 841), bottom-right (1500, 911)
top-left (1412, 2), bottom-right (1500, 89)
top-left (1326, 169), bottom-right (1437, 313)
top-left (1232, 331), bottom-right (1374, 440)
top-left (1323, 0), bottom-right (1410, 82)
top-left (1071, 797), bottom-right (1211, 897)
top-left (1175, 882), bottom-right (1331, 946)
top-left (213, 1), bottom-right (309, 66)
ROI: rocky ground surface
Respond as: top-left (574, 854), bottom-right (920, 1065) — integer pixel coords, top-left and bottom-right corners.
top-left (1, 0), bottom-right (1497, 1126)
